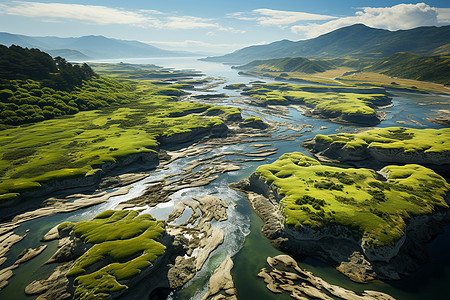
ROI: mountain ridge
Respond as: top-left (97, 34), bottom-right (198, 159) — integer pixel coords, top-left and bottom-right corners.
top-left (202, 24), bottom-right (450, 64)
top-left (0, 32), bottom-right (197, 60)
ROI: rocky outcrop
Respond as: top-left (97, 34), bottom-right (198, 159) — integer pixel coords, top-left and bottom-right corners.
top-left (0, 151), bottom-right (158, 219)
top-left (201, 256), bottom-right (237, 300)
top-left (259, 255), bottom-right (395, 300)
top-left (28, 195), bottom-right (231, 299)
top-left (239, 118), bottom-right (269, 129)
top-left (25, 262), bottom-right (72, 300)
top-left (166, 195), bottom-right (230, 288)
top-left (158, 123), bottom-right (228, 145)
top-left (312, 108), bottom-right (382, 126)
top-left (0, 245), bottom-right (47, 291)
top-left (98, 173), bottom-right (149, 190)
top-left (1, 116), bottom-right (231, 217)
top-left (232, 174), bottom-right (450, 282)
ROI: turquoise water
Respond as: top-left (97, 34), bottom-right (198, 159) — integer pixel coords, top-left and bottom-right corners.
top-left (0, 57), bottom-right (449, 300)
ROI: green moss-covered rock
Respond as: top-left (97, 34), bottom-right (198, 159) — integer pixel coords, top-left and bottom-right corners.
top-left (240, 116), bottom-right (268, 129)
top-left (253, 152), bottom-right (449, 247)
top-left (305, 127), bottom-right (450, 165)
top-left (66, 210), bottom-right (166, 299)
top-left (241, 83), bottom-right (391, 125)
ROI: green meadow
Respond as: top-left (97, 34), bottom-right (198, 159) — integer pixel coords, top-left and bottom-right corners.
top-left (254, 152), bottom-right (449, 247)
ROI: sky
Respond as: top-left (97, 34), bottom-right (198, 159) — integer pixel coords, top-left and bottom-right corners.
top-left (0, 1), bottom-right (449, 55)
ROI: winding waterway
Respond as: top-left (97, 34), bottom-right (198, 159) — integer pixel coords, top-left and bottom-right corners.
top-left (1, 57), bottom-right (449, 300)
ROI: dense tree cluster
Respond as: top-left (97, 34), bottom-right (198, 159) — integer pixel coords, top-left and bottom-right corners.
top-left (0, 45), bottom-right (97, 90)
top-left (0, 45), bottom-right (135, 126)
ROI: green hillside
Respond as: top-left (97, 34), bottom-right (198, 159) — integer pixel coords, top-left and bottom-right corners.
top-left (0, 45), bottom-right (135, 126)
top-left (364, 52), bottom-right (450, 85)
top-left (235, 52), bottom-right (450, 85)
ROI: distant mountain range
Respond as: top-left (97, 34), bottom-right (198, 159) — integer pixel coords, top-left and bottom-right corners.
top-left (0, 32), bottom-right (196, 61)
top-left (203, 24), bottom-right (450, 64)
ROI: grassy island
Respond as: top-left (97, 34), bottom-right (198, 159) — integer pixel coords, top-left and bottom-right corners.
top-left (314, 127), bottom-right (450, 153)
top-left (253, 152), bottom-right (449, 247)
top-left (240, 82), bottom-right (390, 124)
top-left (62, 210), bottom-right (165, 299)
top-left (307, 127), bottom-right (450, 166)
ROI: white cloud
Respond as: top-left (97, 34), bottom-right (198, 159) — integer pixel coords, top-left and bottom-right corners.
top-left (436, 8), bottom-right (450, 23)
top-left (292, 3), bottom-right (441, 38)
top-left (229, 8), bottom-right (336, 27)
top-left (1, 1), bottom-right (154, 26)
top-left (165, 16), bottom-right (219, 29)
top-left (0, 1), bottom-right (244, 33)
top-left (139, 9), bottom-right (165, 15)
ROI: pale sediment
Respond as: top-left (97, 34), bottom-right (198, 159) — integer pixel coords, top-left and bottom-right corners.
top-left (259, 255), bottom-right (395, 300)
top-left (166, 195), bottom-right (230, 288)
top-left (201, 255), bottom-right (237, 300)
top-left (0, 245), bottom-right (47, 291)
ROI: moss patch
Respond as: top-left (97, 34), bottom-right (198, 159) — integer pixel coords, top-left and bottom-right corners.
top-left (254, 152), bottom-right (449, 247)
top-left (65, 210), bottom-right (166, 299)
top-left (241, 83), bottom-right (390, 123)
top-left (315, 127), bottom-right (450, 153)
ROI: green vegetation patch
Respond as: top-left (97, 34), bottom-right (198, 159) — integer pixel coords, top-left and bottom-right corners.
top-left (0, 78), bottom-right (238, 201)
top-left (89, 62), bottom-right (201, 80)
top-left (315, 127), bottom-right (450, 153)
top-left (254, 152), bottom-right (449, 247)
top-left (0, 76), bottom-right (134, 126)
top-left (365, 52), bottom-right (450, 85)
top-left (242, 83), bottom-right (389, 117)
top-left (235, 51), bottom-right (450, 85)
top-left (243, 116), bottom-right (263, 123)
top-left (65, 210), bottom-right (166, 299)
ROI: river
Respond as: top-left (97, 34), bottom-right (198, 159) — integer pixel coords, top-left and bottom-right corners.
top-left (1, 57), bottom-right (449, 300)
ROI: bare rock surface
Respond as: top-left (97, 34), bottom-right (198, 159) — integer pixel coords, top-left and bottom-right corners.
top-left (166, 195), bottom-right (230, 288)
top-left (260, 255), bottom-right (395, 300)
top-left (9, 187), bottom-right (131, 225)
top-left (41, 224), bottom-right (60, 242)
top-left (98, 173), bottom-right (149, 190)
top-left (25, 262), bottom-right (72, 300)
top-left (201, 256), bottom-right (237, 300)
top-left (0, 245), bottom-right (47, 291)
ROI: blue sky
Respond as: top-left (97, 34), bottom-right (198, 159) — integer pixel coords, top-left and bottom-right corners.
top-left (0, 1), bottom-right (449, 54)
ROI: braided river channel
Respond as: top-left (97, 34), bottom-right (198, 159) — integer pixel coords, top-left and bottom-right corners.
top-left (1, 57), bottom-right (449, 300)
